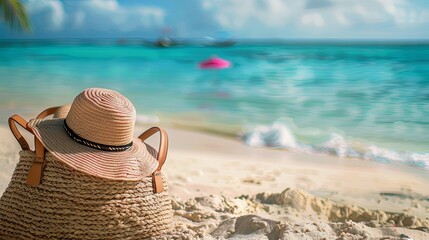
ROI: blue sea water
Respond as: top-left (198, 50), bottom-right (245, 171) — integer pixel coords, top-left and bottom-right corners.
top-left (0, 40), bottom-right (428, 168)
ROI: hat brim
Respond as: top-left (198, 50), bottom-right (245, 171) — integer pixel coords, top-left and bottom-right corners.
top-left (28, 118), bottom-right (159, 181)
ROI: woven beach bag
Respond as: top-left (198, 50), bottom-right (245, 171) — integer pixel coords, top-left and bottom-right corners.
top-left (0, 90), bottom-right (173, 239)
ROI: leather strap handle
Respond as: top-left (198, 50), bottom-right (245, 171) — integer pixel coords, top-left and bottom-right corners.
top-left (36, 106), bottom-right (60, 119)
top-left (138, 127), bottom-right (169, 193)
top-left (8, 114), bottom-right (33, 150)
top-left (27, 106), bottom-right (60, 186)
top-left (26, 137), bottom-right (46, 186)
top-left (138, 127), bottom-right (168, 171)
top-left (8, 106), bottom-right (60, 150)
top-left (9, 107), bottom-right (60, 186)
top-left (8, 114), bottom-right (46, 186)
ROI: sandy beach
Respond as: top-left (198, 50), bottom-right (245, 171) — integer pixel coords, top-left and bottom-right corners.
top-left (1, 123), bottom-right (428, 239)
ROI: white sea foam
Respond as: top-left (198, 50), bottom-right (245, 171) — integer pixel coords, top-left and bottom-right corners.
top-left (317, 133), bottom-right (359, 158)
top-left (242, 123), bottom-right (297, 148)
top-left (242, 122), bottom-right (429, 169)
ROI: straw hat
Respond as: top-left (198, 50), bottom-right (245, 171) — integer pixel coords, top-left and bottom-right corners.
top-left (27, 88), bottom-right (159, 180)
top-left (53, 104), bottom-right (71, 118)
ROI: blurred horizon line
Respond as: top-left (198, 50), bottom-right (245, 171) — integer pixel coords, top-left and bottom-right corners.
top-left (1, 37), bottom-right (429, 45)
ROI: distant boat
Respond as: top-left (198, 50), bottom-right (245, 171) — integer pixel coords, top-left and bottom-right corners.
top-left (153, 27), bottom-right (179, 47)
top-left (141, 37), bottom-right (179, 48)
top-left (155, 37), bottom-right (173, 47)
top-left (205, 39), bottom-right (236, 47)
top-left (204, 35), bottom-right (236, 47)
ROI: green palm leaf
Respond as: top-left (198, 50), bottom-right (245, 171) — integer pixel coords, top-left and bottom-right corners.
top-left (0, 0), bottom-right (31, 32)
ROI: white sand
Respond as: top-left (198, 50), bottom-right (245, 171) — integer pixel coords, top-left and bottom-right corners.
top-left (1, 124), bottom-right (429, 239)
top-left (156, 127), bottom-right (429, 215)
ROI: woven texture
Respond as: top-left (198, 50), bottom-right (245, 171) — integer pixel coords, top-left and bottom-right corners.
top-left (0, 150), bottom-right (173, 240)
top-left (53, 104), bottom-right (71, 118)
top-left (67, 88), bottom-right (136, 146)
top-left (28, 118), bottom-right (159, 181)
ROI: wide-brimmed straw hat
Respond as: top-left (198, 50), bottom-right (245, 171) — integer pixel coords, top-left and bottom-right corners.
top-left (53, 104), bottom-right (71, 118)
top-left (27, 88), bottom-right (159, 180)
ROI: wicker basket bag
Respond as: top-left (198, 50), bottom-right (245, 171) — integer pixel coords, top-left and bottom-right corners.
top-left (0, 88), bottom-right (173, 239)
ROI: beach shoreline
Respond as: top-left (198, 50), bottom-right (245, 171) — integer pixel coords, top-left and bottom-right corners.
top-left (1, 123), bottom-right (428, 239)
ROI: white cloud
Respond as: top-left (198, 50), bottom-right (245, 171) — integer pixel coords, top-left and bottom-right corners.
top-left (26, 0), bottom-right (65, 30)
top-left (301, 13), bottom-right (325, 27)
top-left (203, 0), bottom-right (303, 29)
top-left (353, 3), bottom-right (386, 23)
top-left (25, 0), bottom-right (165, 33)
top-left (202, 0), bottom-right (429, 37)
top-left (335, 12), bottom-right (349, 26)
top-left (85, 0), bottom-right (119, 12)
top-left (378, 0), bottom-right (407, 24)
top-left (78, 0), bottom-right (165, 32)
top-left (333, 0), bottom-right (429, 28)
top-left (202, 1), bottom-right (212, 10)
top-left (137, 8), bottom-right (165, 27)
top-left (377, 0), bottom-right (429, 26)
top-left (19, 0), bottom-right (429, 38)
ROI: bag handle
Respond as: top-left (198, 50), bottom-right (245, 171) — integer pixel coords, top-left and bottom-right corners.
top-left (8, 114), bottom-right (33, 150)
top-left (9, 106), bottom-right (60, 186)
top-left (26, 136), bottom-right (46, 186)
top-left (36, 106), bottom-right (61, 119)
top-left (138, 127), bottom-right (169, 193)
top-left (138, 127), bottom-right (168, 171)
top-left (8, 106), bottom-right (60, 150)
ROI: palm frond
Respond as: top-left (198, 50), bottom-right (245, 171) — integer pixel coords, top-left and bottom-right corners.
top-left (0, 0), bottom-right (31, 32)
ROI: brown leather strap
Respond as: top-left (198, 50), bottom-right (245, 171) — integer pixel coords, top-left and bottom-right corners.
top-left (138, 127), bottom-right (169, 193)
top-left (26, 137), bottom-right (46, 186)
top-left (8, 106), bottom-right (59, 150)
top-left (8, 113), bottom-right (46, 186)
top-left (36, 106), bottom-right (60, 119)
top-left (138, 127), bottom-right (168, 171)
top-left (8, 114), bottom-right (33, 150)
top-left (9, 106), bottom-right (59, 186)
top-left (26, 107), bottom-right (61, 186)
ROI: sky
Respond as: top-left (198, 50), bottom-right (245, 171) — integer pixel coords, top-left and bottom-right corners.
top-left (1, 0), bottom-right (429, 39)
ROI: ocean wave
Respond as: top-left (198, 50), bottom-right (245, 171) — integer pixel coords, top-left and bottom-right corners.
top-left (242, 122), bottom-right (429, 169)
top-left (242, 123), bottom-right (297, 148)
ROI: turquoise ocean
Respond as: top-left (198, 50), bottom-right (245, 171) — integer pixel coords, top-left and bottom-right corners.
top-left (0, 40), bottom-right (428, 169)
